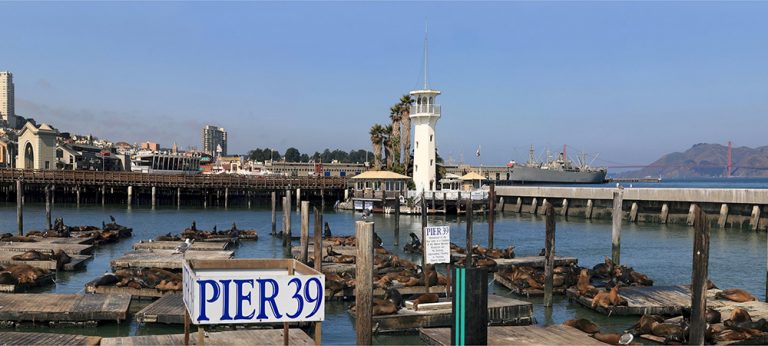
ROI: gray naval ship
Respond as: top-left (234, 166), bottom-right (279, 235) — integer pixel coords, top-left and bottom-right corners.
top-left (507, 145), bottom-right (607, 184)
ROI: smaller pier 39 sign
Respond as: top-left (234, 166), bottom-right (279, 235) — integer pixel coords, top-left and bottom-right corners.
top-left (183, 260), bottom-right (325, 325)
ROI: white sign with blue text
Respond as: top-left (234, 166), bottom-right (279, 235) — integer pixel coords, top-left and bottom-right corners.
top-left (183, 261), bottom-right (325, 325)
top-left (425, 225), bottom-right (451, 264)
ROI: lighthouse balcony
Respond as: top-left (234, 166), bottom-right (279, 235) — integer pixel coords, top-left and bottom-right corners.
top-left (410, 104), bottom-right (441, 115)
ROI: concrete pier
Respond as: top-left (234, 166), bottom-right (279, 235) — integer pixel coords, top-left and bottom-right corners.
top-left (495, 186), bottom-right (768, 231)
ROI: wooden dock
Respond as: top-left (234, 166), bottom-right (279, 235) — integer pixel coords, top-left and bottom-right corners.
top-left (420, 325), bottom-right (606, 345)
top-left (135, 293), bottom-right (184, 324)
top-left (493, 272), bottom-right (567, 297)
top-left (0, 272), bottom-right (56, 293)
top-left (0, 293), bottom-right (131, 322)
top-left (351, 294), bottom-right (533, 333)
top-left (328, 285), bottom-right (450, 299)
top-left (110, 250), bottom-right (233, 270)
top-left (0, 240), bottom-right (93, 256)
top-left (133, 240), bottom-right (231, 251)
top-left (84, 279), bottom-right (175, 299)
top-left (291, 245), bottom-right (358, 258)
top-left (0, 251), bottom-right (91, 271)
top-left (451, 254), bottom-right (578, 270)
top-left (0, 332), bottom-right (101, 345)
top-left (101, 329), bottom-right (314, 345)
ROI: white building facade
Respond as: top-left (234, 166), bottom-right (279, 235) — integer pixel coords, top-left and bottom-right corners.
top-left (409, 89), bottom-right (441, 192)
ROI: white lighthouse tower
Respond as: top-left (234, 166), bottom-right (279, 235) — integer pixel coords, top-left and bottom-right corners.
top-left (410, 88), bottom-right (441, 192)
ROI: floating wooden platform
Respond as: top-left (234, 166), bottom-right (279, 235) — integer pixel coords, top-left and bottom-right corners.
top-left (0, 332), bottom-right (101, 345)
top-left (451, 254), bottom-right (578, 270)
top-left (420, 325), bottom-right (606, 346)
top-left (133, 240), bottom-right (231, 251)
top-left (0, 251), bottom-right (91, 271)
top-left (0, 293), bottom-right (131, 322)
top-left (29, 236), bottom-right (96, 246)
top-left (493, 272), bottom-right (567, 297)
top-left (101, 329), bottom-right (314, 345)
top-left (84, 280), bottom-right (176, 298)
top-left (327, 285), bottom-right (450, 299)
top-left (0, 272), bottom-right (56, 293)
top-left (0, 240), bottom-right (93, 256)
top-left (135, 292), bottom-right (184, 324)
top-left (291, 245), bottom-right (358, 258)
top-left (350, 294), bottom-right (533, 333)
top-left (110, 250), bottom-right (233, 270)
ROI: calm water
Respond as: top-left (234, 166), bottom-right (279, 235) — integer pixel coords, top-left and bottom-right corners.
top-left (0, 178), bottom-right (765, 344)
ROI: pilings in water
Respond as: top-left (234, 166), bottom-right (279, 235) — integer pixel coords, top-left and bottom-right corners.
top-left (488, 184), bottom-right (495, 249)
top-left (661, 203), bottom-right (670, 224)
top-left (16, 180), bottom-right (23, 236)
top-left (585, 199), bottom-right (593, 219)
top-left (543, 202), bottom-right (556, 307)
top-left (299, 201), bottom-right (310, 264)
top-left (127, 186), bottom-right (133, 206)
top-left (394, 194), bottom-right (400, 247)
top-left (45, 184), bottom-right (52, 231)
top-left (271, 192), bottom-right (277, 235)
top-left (151, 186), bottom-right (156, 209)
top-left (355, 221), bottom-right (374, 345)
top-left (611, 190), bottom-right (623, 266)
top-left (689, 205), bottom-right (710, 346)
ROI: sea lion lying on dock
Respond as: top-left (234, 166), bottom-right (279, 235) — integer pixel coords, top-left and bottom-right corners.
top-left (6, 264), bottom-right (48, 284)
top-left (591, 332), bottom-right (633, 345)
top-left (626, 314), bottom-right (664, 336)
top-left (563, 318), bottom-right (600, 334)
top-left (11, 250), bottom-right (51, 261)
top-left (0, 233), bottom-right (38, 242)
top-left (410, 293), bottom-right (439, 309)
top-left (716, 288), bottom-right (757, 302)
top-left (591, 285), bottom-right (627, 309)
top-left (0, 271), bottom-right (17, 285)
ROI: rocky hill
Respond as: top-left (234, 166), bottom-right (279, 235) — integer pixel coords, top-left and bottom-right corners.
top-left (618, 143), bottom-right (768, 178)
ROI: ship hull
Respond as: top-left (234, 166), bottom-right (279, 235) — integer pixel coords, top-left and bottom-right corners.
top-left (509, 166), bottom-right (607, 184)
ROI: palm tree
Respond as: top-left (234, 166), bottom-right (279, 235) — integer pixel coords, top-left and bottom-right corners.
top-left (382, 124), bottom-right (394, 170)
top-left (389, 104), bottom-right (402, 166)
top-left (399, 94), bottom-right (415, 171)
top-left (369, 124), bottom-right (384, 170)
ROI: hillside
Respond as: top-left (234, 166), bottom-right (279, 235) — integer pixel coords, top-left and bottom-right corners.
top-left (618, 143), bottom-right (768, 178)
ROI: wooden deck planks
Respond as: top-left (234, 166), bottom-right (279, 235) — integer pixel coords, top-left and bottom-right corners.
top-left (133, 241), bottom-right (231, 251)
top-left (420, 325), bottom-right (607, 345)
top-left (493, 272), bottom-right (567, 297)
top-left (0, 251), bottom-right (91, 271)
top-left (101, 329), bottom-right (314, 346)
top-left (0, 293), bottom-right (130, 322)
top-left (0, 241), bottom-right (93, 255)
top-left (451, 254), bottom-right (578, 270)
top-left (110, 250), bottom-right (233, 270)
top-left (357, 294), bottom-right (533, 333)
top-left (135, 293), bottom-right (185, 324)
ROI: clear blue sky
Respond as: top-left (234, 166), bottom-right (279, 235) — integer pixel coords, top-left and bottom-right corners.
top-left (3, 2), bottom-right (767, 167)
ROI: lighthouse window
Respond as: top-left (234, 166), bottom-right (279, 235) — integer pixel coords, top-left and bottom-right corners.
top-left (415, 165), bottom-right (418, 172)
top-left (429, 97), bottom-right (433, 104)
top-left (416, 141), bottom-right (419, 148)
top-left (430, 159), bottom-right (433, 166)
top-left (430, 135), bottom-right (433, 142)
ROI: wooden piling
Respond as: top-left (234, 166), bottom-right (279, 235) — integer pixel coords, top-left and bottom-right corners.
top-left (151, 186), bottom-right (156, 209)
top-left (689, 205), bottom-right (709, 346)
top-left (127, 186), bottom-right (132, 206)
top-left (543, 202), bottom-right (556, 307)
top-left (270, 192), bottom-right (277, 235)
top-left (177, 188), bottom-right (181, 208)
top-left (661, 203), bottom-right (670, 224)
top-left (314, 207), bottom-right (322, 272)
top-left (16, 179), bottom-right (23, 236)
top-left (355, 221), bottom-right (374, 345)
top-left (718, 203), bottom-right (729, 228)
top-left (45, 184), bottom-right (52, 230)
top-left (101, 185), bottom-right (106, 206)
top-left (612, 190), bottom-right (623, 266)
top-left (629, 202), bottom-right (639, 223)
top-left (76, 186), bottom-right (80, 207)
top-left (51, 185), bottom-right (55, 206)
top-left (443, 191), bottom-right (447, 214)
top-left (432, 191), bottom-right (436, 212)
top-left (296, 188), bottom-right (301, 212)
top-left (282, 196), bottom-right (289, 247)
top-left (531, 198), bottom-right (538, 215)
top-left (300, 201), bottom-right (310, 264)
top-left (394, 194), bottom-right (400, 247)
top-left (687, 204), bottom-right (696, 226)
top-left (489, 184), bottom-right (495, 249)
top-left (516, 197), bottom-right (523, 213)
top-left (457, 191), bottom-right (462, 216)
top-left (561, 198), bottom-right (568, 218)
top-left (751, 205), bottom-right (761, 231)
top-left (224, 188), bottom-right (229, 209)
top-left (421, 191), bottom-right (430, 293)
top-left (586, 199), bottom-right (593, 219)
top-left (466, 198), bottom-right (474, 268)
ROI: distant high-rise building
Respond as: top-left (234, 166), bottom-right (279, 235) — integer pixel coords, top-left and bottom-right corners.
top-left (0, 71), bottom-right (16, 129)
top-left (202, 125), bottom-right (227, 157)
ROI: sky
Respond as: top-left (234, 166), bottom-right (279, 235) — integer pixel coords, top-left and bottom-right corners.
top-left (2, 2), bottom-right (767, 167)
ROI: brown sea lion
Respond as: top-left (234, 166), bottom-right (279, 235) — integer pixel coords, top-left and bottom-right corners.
top-left (627, 314), bottom-right (664, 335)
top-left (371, 298), bottom-right (398, 316)
top-left (591, 332), bottom-right (623, 345)
top-left (608, 285), bottom-right (627, 306)
top-left (716, 288), bottom-right (757, 302)
top-left (577, 268), bottom-right (598, 297)
top-left (11, 250), bottom-right (49, 261)
top-left (411, 293), bottom-right (439, 309)
top-left (563, 318), bottom-right (600, 334)
top-left (706, 308), bottom-right (721, 324)
top-left (725, 307), bottom-right (752, 325)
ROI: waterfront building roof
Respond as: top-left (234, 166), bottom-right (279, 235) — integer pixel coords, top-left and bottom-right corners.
top-left (351, 170), bottom-right (411, 180)
top-left (460, 172), bottom-right (486, 181)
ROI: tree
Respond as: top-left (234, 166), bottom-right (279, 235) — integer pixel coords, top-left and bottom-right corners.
top-left (369, 124), bottom-right (385, 170)
top-left (299, 153), bottom-right (309, 162)
top-left (389, 104), bottom-right (402, 166)
top-left (383, 124), bottom-right (393, 170)
top-left (399, 94), bottom-right (415, 172)
top-left (284, 147), bottom-right (302, 162)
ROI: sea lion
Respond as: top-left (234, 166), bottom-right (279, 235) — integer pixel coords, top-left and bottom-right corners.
top-left (724, 307), bottom-right (752, 325)
top-left (591, 332), bottom-right (624, 345)
top-left (323, 222), bottom-right (332, 238)
top-left (12, 250), bottom-right (49, 261)
top-left (384, 288), bottom-right (403, 309)
top-left (706, 308), bottom-right (722, 324)
top-left (411, 293), bottom-right (439, 309)
top-left (627, 314), bottom-right (664, 335)
top-left (716, 288), bottom-right (757, 302)
top-left (371, 298), bottom-right (398, 316)
top-left (0, 271), bottom-right (17, 285)
top-left (651, 322), bottom-right (685, 340)
top-left (93, 273), bottom-right (119, 287)
top-left (577, 268), bottom-right (598, 297)
top-left (563, 318), bottom-right (600, 334)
